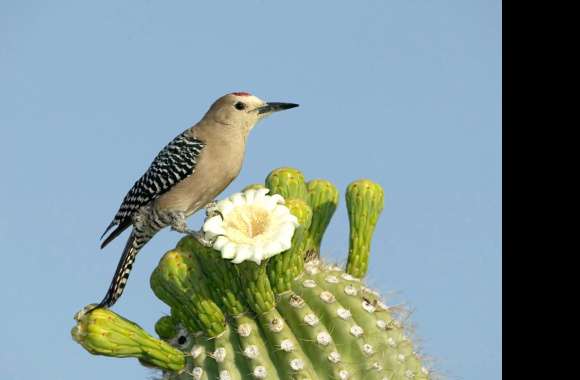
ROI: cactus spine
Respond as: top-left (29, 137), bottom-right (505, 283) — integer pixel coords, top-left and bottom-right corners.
top-left (72, 167), bottom-right (431, 380)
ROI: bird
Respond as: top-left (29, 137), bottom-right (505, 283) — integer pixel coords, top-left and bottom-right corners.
top-left (95, 92), bottom-right (299, 309)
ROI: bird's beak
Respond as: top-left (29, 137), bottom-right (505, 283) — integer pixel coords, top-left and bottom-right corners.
top-left (256, 102), bottom-right (299, 115)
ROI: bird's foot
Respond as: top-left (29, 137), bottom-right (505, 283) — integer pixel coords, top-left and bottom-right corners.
top-left (75, 303), bottom-right (101, 320)
top-left (205, 200), bottom-right (224, 220)
top-left (190, 229), bottom-right (220, 248)
top-left (168, 212), bottom-right (192, 234)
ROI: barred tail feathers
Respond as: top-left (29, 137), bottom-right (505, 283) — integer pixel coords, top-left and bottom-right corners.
top-left (97, 231), bottom-right (151, 308)
top-left (100, 219), bottom-right (132, 249)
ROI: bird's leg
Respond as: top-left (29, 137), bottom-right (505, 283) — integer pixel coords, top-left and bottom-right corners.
top-left (167, 211), bottom-right (195, 235)
top-left (190, 230), bottom-right (217, 248)
top-left (166, 210), bottom-right (219, 248)
top-left (204, 200), bottom-right (224, 220)
top-left (198, 201), bottom-right (226, 248)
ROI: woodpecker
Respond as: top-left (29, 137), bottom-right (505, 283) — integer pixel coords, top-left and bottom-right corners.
top-left (96, 92), bottom-right (298, 309)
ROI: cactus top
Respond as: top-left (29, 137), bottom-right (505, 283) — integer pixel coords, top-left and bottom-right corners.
top-left (203, 188), bottom-right (299, 264)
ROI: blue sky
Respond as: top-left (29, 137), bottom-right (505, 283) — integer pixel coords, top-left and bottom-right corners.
top-left (0, 1), bottom-right (501, 379)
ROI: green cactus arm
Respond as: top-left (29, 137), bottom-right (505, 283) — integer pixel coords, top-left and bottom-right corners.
top-left (304, 179), bottom-right (339, 259)
top-left (155, 315), bottom-right (179, 340)
top-left (170, 307), bottom-right (202, 336)
top-left (71, 307), bottom-right (185, 372)
top-left (237, 261), bottom-right (277, 314)
top-left (345, 179), bottom-right (385, 278)
top-left (180, 236), bottom-right (249, 316)
top-left (150, 249), bottom-right (226, 337)
top-left (265, 167), bottom-right (308, 201)
top-left (267, 198), bottom-right (312, 294)
top-left (276, 292), bottom-right (355, 380)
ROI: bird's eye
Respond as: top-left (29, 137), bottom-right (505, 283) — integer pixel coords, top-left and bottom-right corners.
top-left (234, 102), bottom-right (246, 111)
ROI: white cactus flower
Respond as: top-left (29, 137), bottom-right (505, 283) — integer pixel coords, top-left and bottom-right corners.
top-left (202, 188), bottom-right (299, 264)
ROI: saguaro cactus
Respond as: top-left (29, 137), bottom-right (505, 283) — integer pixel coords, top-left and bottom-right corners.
top-left (72, 167), bottom-right (431, 380)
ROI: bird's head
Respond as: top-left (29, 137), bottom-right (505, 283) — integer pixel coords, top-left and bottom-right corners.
top-left (203, 92), bottom-right (299, 135)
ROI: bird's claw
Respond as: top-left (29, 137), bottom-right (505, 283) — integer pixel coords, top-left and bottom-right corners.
top-left (205, 201), bottom-right (224, 220)
top-left (190, 230), bottom-right (222, 248)
top-left (75, 303), bottom-right (100, 320)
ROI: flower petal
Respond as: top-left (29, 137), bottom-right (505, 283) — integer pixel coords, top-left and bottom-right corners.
top-left (221, 242), bottom-right (237, 259)
top-left (249, 246), bottom-right (264, 264)
top-left (264, 241), bottom-right (283, 258)
top-left (281, 221), bottom-right (297, 238)
top-left (243, 189), bottom-right (257, 204)
top-left (212, 236), bottom-right (229, 251)
top-left (254, 188), bottom-right (270, 202)
top-left (261, 194), bottom-right (284, 211)
top-left (203, 216), bottom-right (225, 236)
top-left (218, 199), bottom-right (235, 217)
top-left (272, 205), bottom-right (291, 220)
top-left (270, 193), bottom-right (285, 204)
top-left (278, 235), bottom-right (293, 251)
top-left (231, 245), bottom-right (252, 264)
top-left (230, 192), bottom-right (246, 207)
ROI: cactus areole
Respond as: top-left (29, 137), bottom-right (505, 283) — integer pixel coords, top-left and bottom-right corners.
top-left (72, 167), bottom-right (432, 380)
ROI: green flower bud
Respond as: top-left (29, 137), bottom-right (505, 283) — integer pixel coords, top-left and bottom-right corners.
top-left (265, 167), bottom-right (308, 201)
top-left (71, 307), bottom-right (184, 372)
top-left (305, 179), bottom-right (339, 260)
top-left (345, 179), bottom-right (385, 278)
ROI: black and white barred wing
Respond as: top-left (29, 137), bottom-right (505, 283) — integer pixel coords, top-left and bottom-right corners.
top-left (100, 132), bottom-right (205, 248)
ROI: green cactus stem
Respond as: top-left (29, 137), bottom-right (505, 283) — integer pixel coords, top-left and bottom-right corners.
top-left (71, 307), bottom-right (185, 372)
top-left (186, 237), bottom-right (298, 379)
top-left (290, 272), bottom-right (374, 379)
top-left (150, 249), bottom-right (226, 337)
top-left (210, 325), bottom-right (247, 380)
top-left (304, 179), bottom-right (339, 260)
top-left (276, 291), bottom-right (356, 379)
top-left (237, 261), bottom-right (277, 315)
top-left (182, 236), bottom-right (249, 316)
top-left (267, 198), bottom-right (313, 294)
top-left (155, 315), bottom-right (179, 340)
top-left (305, 262), bottom-right (426, 378)
top-left (231, 313), bottom-right (279, 379)
top-left (265, 167), bottom-right (308, 201)
top-left (184, 331), bottom-right (218, 380)
top-left (345, 179), bottom-right (385, 278)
